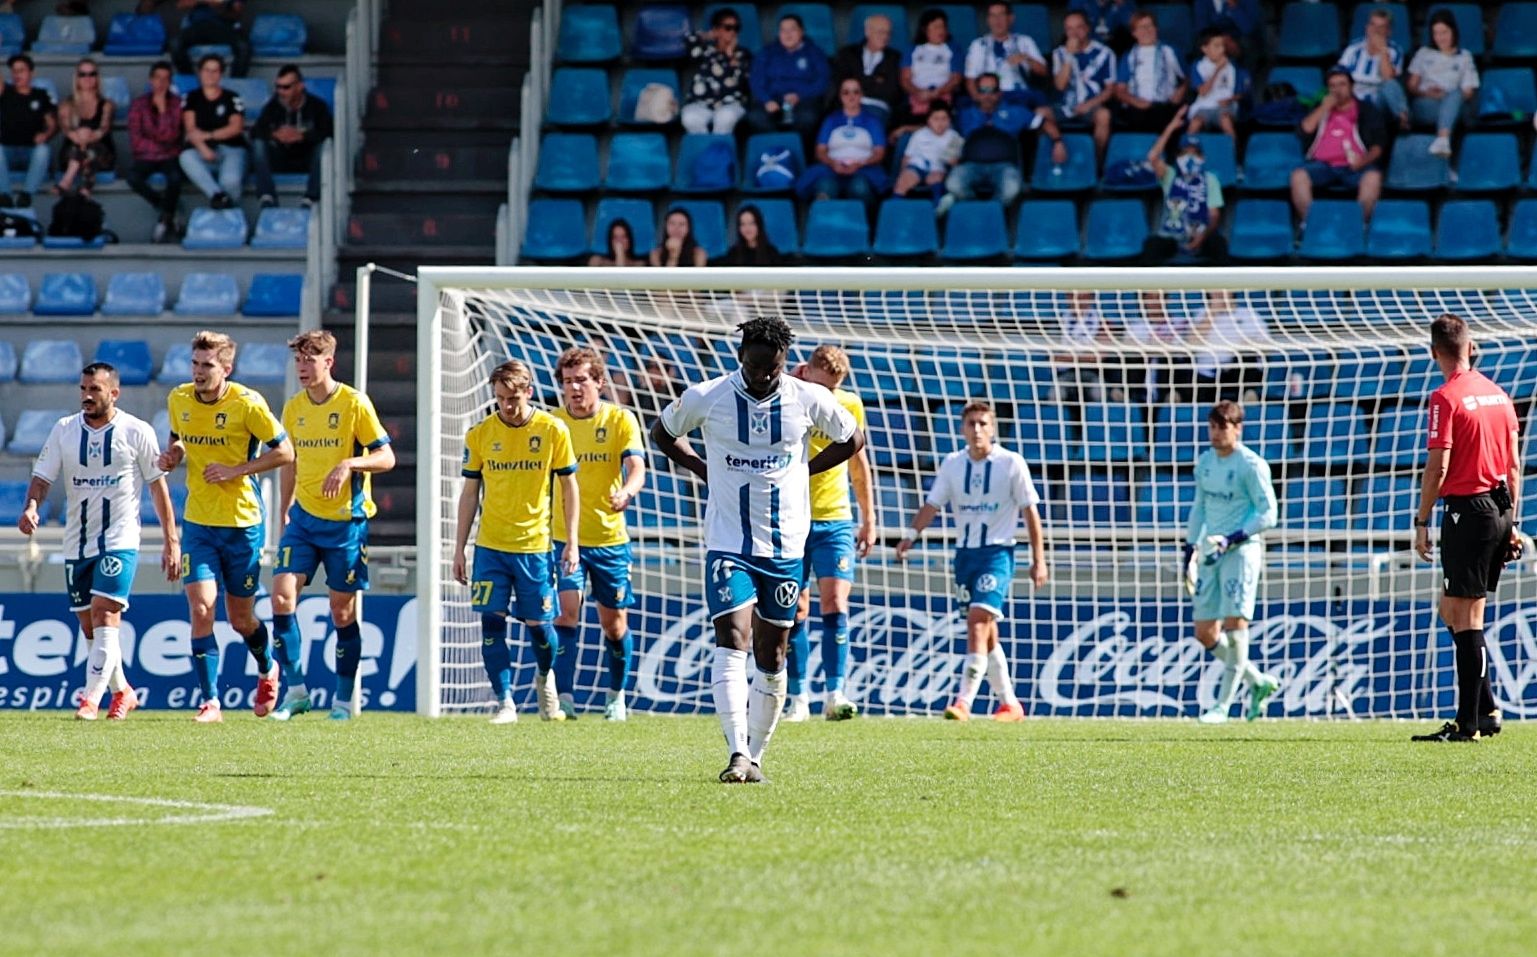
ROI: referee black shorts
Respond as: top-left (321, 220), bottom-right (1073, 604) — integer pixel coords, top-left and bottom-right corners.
top-left (1440, 492), bottom-right (1514, 599)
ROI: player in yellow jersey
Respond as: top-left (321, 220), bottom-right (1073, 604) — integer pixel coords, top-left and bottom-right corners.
top-left (784, 346), bottom-right (875, 722)
top-left (156, 331), bottom-right (294, 722)
top-left (266, 331), bottom-right (395, 721)
top-left (453, 359), bottom-right (580, 723)
top-left (549, 346), bottom-right (647, 721)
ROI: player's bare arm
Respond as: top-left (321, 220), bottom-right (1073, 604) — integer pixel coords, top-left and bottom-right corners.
top-left (148, 476), bottom-right (181, 580)
top-left (609, 453), bottom-right (646, 512)
top-left (204, 435), bottom-right (295, 484)
top-left (156, 436), bottom-right (185, 473)
top-left (16, 475), bottom-right (51, 536)
top-left (808, 429), bottom-right (864, 475)
top-left (1024, 505), bottom-right (1048, 587)
top-left (452, 476), bottom-right (480, 585)
top-left (850, 445), bottom-right (875, 556)
top-left (1415, 446), bottom-right (1449, 561)
top-left (650, 419), bottom-right (707, 482)
top-left (322, 442), bottom-right (396, 499)
top-left (896, 502), bottom-right (941, 559)
top-left (557, 471), bottom-right (581, 574)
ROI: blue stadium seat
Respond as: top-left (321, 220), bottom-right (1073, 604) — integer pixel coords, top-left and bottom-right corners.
top-left (1082, 199), bottom-right (1147, 261)
top-left (1150, 404), bottom-right (1205, 465)
top-left (1494, 3), bottom-right (1537, 59)
top-left (1365, 199), bottom-right (1430, 260)
top-left (557, 5), bottom-right (622, 62)
top-left (1285, 477), bottom-right (1349, 529)
top-left (1477, 68), bottom-right (1536, 122)
top-left (1137, 475), bottom-right (1196, 525)
top-left (672, 134), bottom-right (737, 193)
top-left (100, 75), bottom-right (132, 115)
top-left (104, 13), bottom-right (166, 55)
top-left (8, 410), bottom-right (66, 457)
top-left (1082, 403), bottom-right (1146, 461)
top-left (159, 343), bottom-right (191, 382)
top-left (1426, 4), bottom-right (1484, 56)
top-left (1144, 3), bottom-right (1194, 54)
top-left (802, 199), bottom-right (870, 258)
top-left (34, 273), bottom-right (97, 316)
top-left (865, 404), bottom-right (922, 468)
top-left (0, 13), bottom-right (22, 54)
top-left (1385, 134), bottom-right (1449, 191)
top-left (1031, 133), bottom-right (1097, 192)
top-left (1455, 133), bottom-right (1521, 191)
top-left (1371, 401), bottom-right (1426, 467)
top-left (668, 201), bottom-right (728, 259)
top-left (774, 4), bottom-right (836, 53)
top-left (534, 133), bottom-right (600, 193)
top-left (1353, 474), bottom-right (1417, 531)
top-left (102, 273), bottom-right (167, 316)
top-left (873, 198), bottom-right (938, 258)
top-left (1299, 200), bottom-right (1363, 260)
top-left (546, 68), bottom-right (612, 126)
top-left (174, 273), bottom-right (240, 316)
top-left (249, 14), bottom-right (307, 57)
top-left (225, 78), bottom-right (270, 117)
top-left (94, 340), bottom-right (153, 386)
top-left (304, 76), bottom-right (337, 113)
top-left (1242, 133), bottom-right (1304, 189)
top-left (1348, 3), bottom-right (1410, 51)
top-left (1101, 133), bottom-right (1158, 192)
top-left (1508, 199), bottom-right (1537, 260)
top-left (1277, 2), bottom-right (1341, 59)
top-left (617, 68), bottom-right (680, 125)
top-left (0, 273), bottom-right (29, 313)
top-left (33, 15), bottom-right (95, 55)
top-left (594, 198), bottom-right (656, 254)
top-left (1010, 5), bottom-right (1052, 57)
top-left (605, 132), bottom-right (670, 191)
top-left (1339, 350), bottom-right (1407, 399)
top-left (1262, 66), bottom-right (1324, 107)
top-left (520, 198), bottom-right (587, 261)
top-left (942, 200), bottom-right (1007, 261)
top-left (934, 5), bottom-right (979, 45)
top-left (1304, 401), bottom-right (1368, 464)
top-left (235, 344), bottom-right (288, 384)
top-left (741, 132), bottom-right (805, 194)
top-left (0, 210), bottom-right (38, 248)
top-left (1014, 401), bottom-right (1071, 465)
top-left (1200, 133), bottom-right (1238, 188)
top-left (243, 274), bottom-right (304, 317)
top-left (1435, 199), bottom-right (1500, 261)
top-left (0, 479), bottom-right (52, 524)
top-left (0, 340), bottom-right (14, 381)
top-left (846, 4), bottom-right (908, 45)
top-left (250, 207), bottom-right (310, 249)
top-left (1060, 470), bottom-right (1132, 526)
top-left (1229, 200), bottom-right (1294, 260)
top-left (874, 472), bottom-right (921, 533)
top-left (141, 481), bottom-right (188, 527)
top-left (1014, 200), bottom-right (1079, 260)
top-left (636, 469), bottom-right (696, 526)
top-left (20, 340), bottom-right (84, 383)
top-left (151, 408), bottom-right (172, 450)
top-left (747, 198), bottom-right (800, 254)
top-left (182, 209), bottom-right (248, 249)
top-left (700, 4), bottom-right (761, 48)
top-left (632, 4), bottom-right (690, 59)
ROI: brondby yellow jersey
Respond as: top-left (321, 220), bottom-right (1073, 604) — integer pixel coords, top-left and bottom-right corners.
top-left (168, 382), bottom-right (286, 528)
top-left (282, 383), bottom-right (391, 521)
top-left (552, 401), bottom-right (643, 548)
top-left (808, 387), bottom-right (866, 522)
top-left (462, 408), bottom-right (577, 554)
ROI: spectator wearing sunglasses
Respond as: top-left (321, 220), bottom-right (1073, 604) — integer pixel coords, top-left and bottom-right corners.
top-left (250, 64), bottom-right (333, 207)
top-left (56, 57), bottom-right (115, 196)
top-left (682, 7), bottom-right (752, 135)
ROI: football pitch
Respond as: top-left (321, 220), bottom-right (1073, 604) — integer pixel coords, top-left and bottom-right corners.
top-left (3, 714), bottom-right (1534, 957)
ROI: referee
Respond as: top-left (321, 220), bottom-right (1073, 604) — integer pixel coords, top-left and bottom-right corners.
top-left (1411, 314), bottom-right (1520, 743)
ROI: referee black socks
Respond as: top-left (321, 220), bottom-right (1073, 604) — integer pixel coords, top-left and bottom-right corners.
top-left (1451, 629), bottom-right (1488, 736)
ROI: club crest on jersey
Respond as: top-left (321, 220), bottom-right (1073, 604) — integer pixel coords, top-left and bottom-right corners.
top-left (180, 411), bottom-right (190, 422)
top-left (750, 410), bottom-right (770, 436)
top-left (969, 474), bottom-right (984, 492)
top-left (529, 434), bottom-right (542, 453)
top-left (595, 426), bottom-right (608, 444)
top-left (977, 573), bottom-right (999, 593)
top-left (98, 555), bottom-right (123, 577)
top-left (298, 416), bottom-right (306, 427)
top-left (88, 440), bottom-right (103, 459)
top-left (214, 412), bottom-right (227, 430)
top-left (328, 412), bottom-right (340, 429)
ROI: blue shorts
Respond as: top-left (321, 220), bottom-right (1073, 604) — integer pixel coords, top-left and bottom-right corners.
top-left (276, 506), bottom-right (369, 592)
top-left (802, 520), bottom-right (856, 586)
top-left (65, 549), bottom-right (138, 612)
top-left (553, 542), bottom-right (635, 609)
top-left (955, 545), bottom-right (1016, 619)
top-left (182, 521), bottom-right (263, 597)
top-left (1192, 542), bottom-right (1261, 622)
top-left (705, 550), bottom-right (802, 627)
top-left (1302, 160), bottom-right (1375, 191)
top-left (472, 545), bottom-right (554, 621)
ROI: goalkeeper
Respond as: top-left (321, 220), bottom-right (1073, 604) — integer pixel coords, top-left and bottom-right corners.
top-left (1182, 400), bottom-right (1280, 724)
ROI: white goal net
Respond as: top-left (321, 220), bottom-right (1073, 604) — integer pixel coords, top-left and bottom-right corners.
top-left (415, 267), bottom-right (1537, 721)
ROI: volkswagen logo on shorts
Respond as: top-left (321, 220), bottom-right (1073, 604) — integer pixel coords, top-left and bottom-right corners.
top-left (775, 581), bottom-right (799, 607)
top-left (98, 555), bottom-right (124, 577)
top-left (977, 573), bottom-right (998, 593)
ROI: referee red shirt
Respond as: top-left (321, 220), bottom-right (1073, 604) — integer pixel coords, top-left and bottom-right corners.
top-left (1426, 368), bottom-right (1519, 496)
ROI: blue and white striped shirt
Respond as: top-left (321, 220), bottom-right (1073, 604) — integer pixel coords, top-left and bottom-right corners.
top-left (1336, 39), bottom-right (1403, 99)
top-left (926, 445), bottom-right (1041, 550)
top-left (32, 410), bottom-right (164, 560)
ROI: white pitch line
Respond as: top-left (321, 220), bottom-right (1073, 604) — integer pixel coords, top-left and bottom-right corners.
top-left (0, 790), bottom-right (274, 829)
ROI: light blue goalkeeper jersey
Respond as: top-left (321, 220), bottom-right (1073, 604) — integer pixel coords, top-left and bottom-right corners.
top-left (1185, 443), bottom-right (1278, 546)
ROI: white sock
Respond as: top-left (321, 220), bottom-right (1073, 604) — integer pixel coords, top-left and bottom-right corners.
top-left (84, 627), bottom-right (121, 707)
top-left (958, 652), bottom-right (987, 707)
top-left (986, 644), bottom-right (1018, 706)
top-left (1213, 629), bottom-right (1246, 711)
top-left (711, 647), bottom-right (751, 758)
top-left (107, 654), bottom-right (128, 693)
top-left (286, 684), bottom-right (309, 701)
top-left (746, 668), bottom-right (787, 765)
top-left (1227, 627), bottom-right (1264, 687)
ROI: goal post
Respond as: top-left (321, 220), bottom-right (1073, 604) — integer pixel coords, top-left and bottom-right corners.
top-left (416, 266), bottom-right (1537, 720)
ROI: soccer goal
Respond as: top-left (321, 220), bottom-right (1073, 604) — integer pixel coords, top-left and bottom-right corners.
top-left (416, 266), bottom-right (1537, 721)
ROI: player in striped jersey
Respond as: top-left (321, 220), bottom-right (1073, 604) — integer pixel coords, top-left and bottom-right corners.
top-left (897, 400), bottom-right (1048, 722)
top-left (157, 331), bottom-right (293, 722)
top-left (268, 331), bottom-right (395, 721)
top-left (651, 317), bottom-right (863, 783)
top-left (17, 362), bottom-right (180, 720)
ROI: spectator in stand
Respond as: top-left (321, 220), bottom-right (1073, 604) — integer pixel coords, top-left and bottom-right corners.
top-left (179, 53), bottom-right (246, 208)
top-left (127, 60), bottom-right (184, 242)
top-left (1142, 106), bottom-right (1227, 264)
top-left (746, 14), bottom-right (830, 145)
top-left (899, 9), bottom-right (963, 130)
top-left (943, 73), bottom-right (1064, 213)
top-left (1186, 28), bottom-right (1246, 137)
top-left (1191, 289), bottom-right (1268, 403)
top-left (55, 58), bottom-right (115, 197)
top-left (963, 2), bottom-right (1046, 104)
top-left (1407, 10), bottom-right (1479, 159)
top-left (251, 65), bottom-right (333, 208)
top-left (588, 219), bottom-right (645, 267)
top-left (1291, 68), bottom-right (1387, 227)
top-left (1069, 0), bottom-right (1139, 56)
top-left (1335, 7), bottom-right (1408, 130)
top-left (1192, 0), bottom-right (1263, 61)
top-left (723, 205), bottom-right (782, 266)
top-left (139, 0), bottom-right (252, 78)
top-left (1114, 10), bottom-right (1186, 132)
top-left (649, 208), bottom-right (709, 267)
top-left (1053, 289), bottom-right (1107, 407)
top-left (798, 77), bottom-right (887, 207)
top-left (682, 7), bottom-right (752, 135)
top-left (892, 103), bottom-right (962, 201)
top-left (1051, 11), bottom-right (1115, 162)
top-left (0, 54), bottom-right (57, 208)
top-left (832, 13), bottom-right (903, 124)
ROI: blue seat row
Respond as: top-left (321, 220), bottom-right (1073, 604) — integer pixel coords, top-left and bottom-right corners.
top-left (1238, 197), bottom-right (1537, 262)
top-left (1277, 2), bottom-right (1537, 60)
top-left (0, 13), bottom-right (307, 58)
top-left (0, 271), bottom-right (302, 318)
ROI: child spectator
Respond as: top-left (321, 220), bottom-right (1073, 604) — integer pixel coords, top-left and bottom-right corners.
top-left (1187, 29), bottom-right (1245, 137)
top-left (892, 103), bottom-right (962, 201)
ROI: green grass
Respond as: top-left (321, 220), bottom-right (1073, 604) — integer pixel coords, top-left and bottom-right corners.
top-left (2, 713), bottom-right (1535, 956)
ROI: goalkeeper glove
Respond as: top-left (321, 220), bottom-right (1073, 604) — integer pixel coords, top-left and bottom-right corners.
top-left (1181, 543), bottom-right (1198, 596)
top-left (1202, 529), bottom-right (1250, 565)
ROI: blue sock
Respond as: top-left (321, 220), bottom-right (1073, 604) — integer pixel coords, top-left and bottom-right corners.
top-left (243, 621), bottom-right (273, 674)
top-left (191, 634), bottom-right (219, 701)
top-left (821, 612), bottom-right (850, 693)
top-left (334, 622), bottom-right (362, 703)
top-left (553, 624), bottom-right (580, 694)
top-left (271, 613), bottom-right (305, 687)
top-left (786, 619), bottom-right (809, 696)
top-left (480, 614), bottom-right (512, 700)
top-left (605, 632), bottom-right (632, 693)
top-left (528, 622), bottom-right (559, 673)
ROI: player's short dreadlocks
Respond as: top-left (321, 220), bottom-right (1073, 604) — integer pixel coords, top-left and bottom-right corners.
top-left (737, 316), bottom-right (795, 354)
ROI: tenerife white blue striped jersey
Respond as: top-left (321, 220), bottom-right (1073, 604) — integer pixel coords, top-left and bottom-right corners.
top-left (926, 445), bottom-right (1041, 549)
top-left (32, 410), bottom-right (164, 560)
